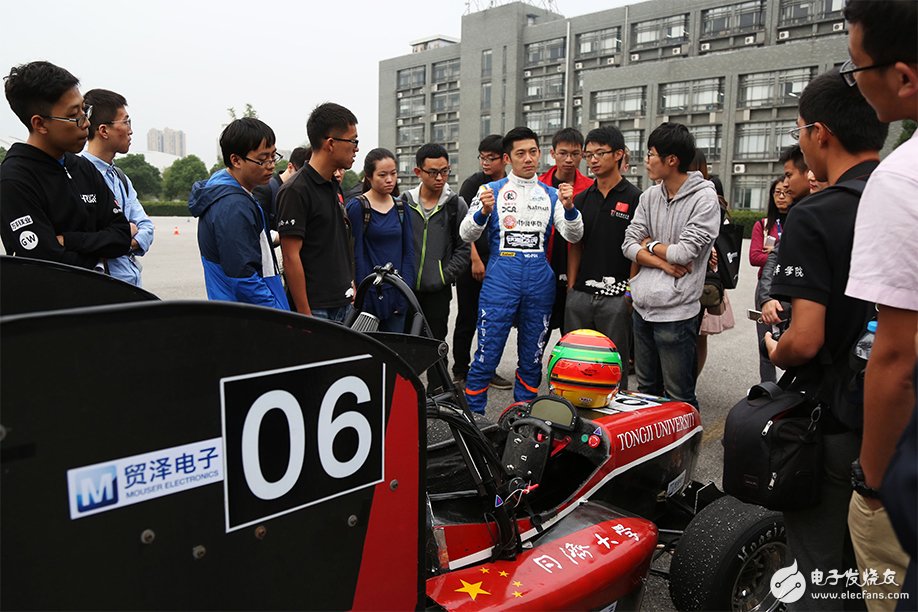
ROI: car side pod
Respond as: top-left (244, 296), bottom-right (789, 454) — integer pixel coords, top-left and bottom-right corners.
top-left (427, 502), bottom-right (657, 610)
top-left (1, 298), bottom-right (428, 611)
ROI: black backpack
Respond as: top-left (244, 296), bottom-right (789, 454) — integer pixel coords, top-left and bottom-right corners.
top-left (355, 194), bottom-right (405, 229)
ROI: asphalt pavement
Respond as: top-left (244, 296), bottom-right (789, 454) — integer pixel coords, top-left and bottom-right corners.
top-left (141, 215), bottom-right (767, 610)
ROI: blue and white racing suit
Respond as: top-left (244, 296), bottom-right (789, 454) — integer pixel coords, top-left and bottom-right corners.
top-left (459, 172), bottom-right (584, 413)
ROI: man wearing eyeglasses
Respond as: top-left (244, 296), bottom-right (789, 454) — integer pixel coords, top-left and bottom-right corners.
top-left (188, 118), bottom-right (288, 310)
top-left (565, 126), bottom-right (641, 382)
top-left (762, 68), bottom-right (887, 606)
top-left (842, 0), bottom-right (918, 604)
top-left (1, 61), bottom-right (131, 269)
top-left (539, 128), bottom-right (594, 335)
top-left (277, 103), bottom-right (358, 321)
top-left (81, 89), bottom-right (154, 287)
top-left (403, 143), bottom-right (470, 391)
top-left (454, 134), bottom-right (509, 389)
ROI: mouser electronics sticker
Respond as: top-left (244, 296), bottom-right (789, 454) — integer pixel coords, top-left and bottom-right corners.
top-left (221, 355), bottom-right (385, 532)
top-left (67, 438), bottom-right (223, 520)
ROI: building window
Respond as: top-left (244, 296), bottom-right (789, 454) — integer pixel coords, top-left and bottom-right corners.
top-left (731, 176), bottom-right (772, 210)
top-left (397, 94), bottom-right (426, 118)
top-left (481, 49), bottom-right (493, 78)
top-left (631, 14), bottom-right (688, 48)
top-left (573, 104), bottom-right (583, 129)
top-left (524, 73), bottom-right (564, 100)
top-left (694, 125), bottom-right (723, 161)
top-left (734, 120), bottom-right (797, 160)
top-left (481, 82), bottom-right (492, 110)
top-left (525, 37), bottom-right (566, 65)
top-left (524, 109), bottom-right (562, 136)
top-left (397, 124), bottom-right (425, 147)
top-left (702, 1), bottom-right (765, 37)
top-left (481, 114), bottom-right (491, 138)
top-left (659, 78), bottom-right (725, 113)
top-left (432, 58), bottom-right (460, 83)
top-left (621, 129), bottom-right (645, 164)
top-left (592, 87), bottom-right (646, 120)
top-left (738, 67), bottom-right (816, 107)
top-left (576, 27), bottom-right (621, 57)
top-left (432, 90), bottom-right (460, 113)
top-left (397, 66), bottom-right (425, 90)
top-left (398, 157), bottom-right (414, 175)
top-left (778, 0), bottom-right (844, 25)
top-left (432, 120), bottom-right (460, 143)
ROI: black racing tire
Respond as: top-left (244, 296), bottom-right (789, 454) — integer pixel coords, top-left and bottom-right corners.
top-left (669, 495), bottom-right (787, 612)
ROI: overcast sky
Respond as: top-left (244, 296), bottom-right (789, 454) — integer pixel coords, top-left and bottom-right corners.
top-left (1, 0), bottom-right (635, 165)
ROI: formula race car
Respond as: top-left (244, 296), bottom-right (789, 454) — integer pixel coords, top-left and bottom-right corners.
top-left (0, 256), bottom-right (787, 611)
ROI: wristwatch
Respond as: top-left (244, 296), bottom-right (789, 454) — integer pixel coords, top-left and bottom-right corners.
top-left (851, 458), bottom-right (881, 499)
top-left (647, 240), bottom-right (661, 255)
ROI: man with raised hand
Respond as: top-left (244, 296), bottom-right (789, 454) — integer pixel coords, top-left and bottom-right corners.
top-left (460, 126), bottom-right (583, 414)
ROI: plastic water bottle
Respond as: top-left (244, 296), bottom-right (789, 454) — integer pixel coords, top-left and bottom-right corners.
top-left (854, 320), bottom-right (878, 361)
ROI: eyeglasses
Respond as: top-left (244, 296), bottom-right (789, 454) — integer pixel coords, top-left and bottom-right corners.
top-left (839, 58), bottom-right (895, 87)
top-left (106, 117), bottom-right (132, 128)
top-left (328, 136), bottom-right (359, 148)
top-left (41, 105), bottom-right (93, 129)
top-left (788, 122), bottom-right (833, 141)
top-left (478, 154), bottom-right (502, 163)
top-left (774, 189), bottom-right (791, 198)
top-left (583, 150), bottom-right (614, 161)
top-left (553, 150), bottom-right (582, 159)
top-left (420, 167), bottom-right (451, 178)
top-left (243, 151), bottom-right (283, 167)
top-left (646, 151), bottom-right (666, 161)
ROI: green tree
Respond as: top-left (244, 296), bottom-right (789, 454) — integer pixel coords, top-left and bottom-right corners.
top-left (895, 119), bottom-right (916, 149)
top-left (210, 158), bottom-right (225, 175)
top-left (226, 103), bottom-right (258, 120)
top-left (341, 169), bottom-right (361, 192)
top-left (0, 146), bottom-right (6, 164)
top-left (162, 155), bottom-right (208, 201)
top-left (114, 153), bottom-right (162, 199)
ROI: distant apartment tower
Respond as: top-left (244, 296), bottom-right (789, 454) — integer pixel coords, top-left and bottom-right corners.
top-left (147, 127), bottom-right (186, 158)
top-left (379, 0), bottom-right (872, 210)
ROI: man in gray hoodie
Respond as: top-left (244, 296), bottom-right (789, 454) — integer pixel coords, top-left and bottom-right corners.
top-left (622, 123), bottom-right (720, 409)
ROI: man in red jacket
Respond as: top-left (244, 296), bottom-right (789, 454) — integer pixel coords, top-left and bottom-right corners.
top-left (539, 128), bottom-right (594, 334)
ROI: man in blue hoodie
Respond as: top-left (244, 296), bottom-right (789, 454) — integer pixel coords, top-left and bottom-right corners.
top-left (188, 118), bottom-right (288, 310)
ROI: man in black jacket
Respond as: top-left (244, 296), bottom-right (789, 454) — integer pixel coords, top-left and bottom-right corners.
top-left (1, 61), bottom-right (130, 269)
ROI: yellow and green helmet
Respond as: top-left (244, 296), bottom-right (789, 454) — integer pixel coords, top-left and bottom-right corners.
top-left (548, 329), bottom-right (623, 408)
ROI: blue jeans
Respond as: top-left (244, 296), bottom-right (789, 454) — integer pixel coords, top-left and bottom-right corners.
top-left (312, 304), bottom-right (352, 324)
top-left (632, 310), bottom-right (700, 409)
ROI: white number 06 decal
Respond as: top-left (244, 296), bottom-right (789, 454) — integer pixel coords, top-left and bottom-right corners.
top-left (241, 376), bottom-right (373, 500)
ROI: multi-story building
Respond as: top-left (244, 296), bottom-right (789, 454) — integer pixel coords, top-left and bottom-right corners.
top-left (147, 127), bottom-right (186, 158)
top-left (379, 0), bottom-right (866, 209)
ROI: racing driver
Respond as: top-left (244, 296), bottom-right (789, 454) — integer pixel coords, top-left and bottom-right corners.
top-left (460, 126), bottom-right (584, 414)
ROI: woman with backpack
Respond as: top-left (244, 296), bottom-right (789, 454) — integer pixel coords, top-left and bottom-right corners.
top-left (346, 148), bottom-right (415, 332)
top-left (749, 178), bottom-right (791, 382)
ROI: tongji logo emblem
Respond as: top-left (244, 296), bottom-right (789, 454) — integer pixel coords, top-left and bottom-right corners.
top-left (72, 465), bottom-right (119, 513)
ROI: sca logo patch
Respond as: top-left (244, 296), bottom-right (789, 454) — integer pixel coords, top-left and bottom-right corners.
top-left (503, 215), bottom-right (517, 229)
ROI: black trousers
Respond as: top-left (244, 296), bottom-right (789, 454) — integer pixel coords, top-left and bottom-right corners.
top-left (415, 286), bottom-right (453, 392)
top-left (452, 266), bottom-right (482, 378)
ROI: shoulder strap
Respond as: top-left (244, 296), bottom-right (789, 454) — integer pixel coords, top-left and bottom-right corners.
top-left (446, 193), bottom-right (460, 249)
top-left (113, 166), bottom-right (130, 191)
top-left (354, 194), bottom-right (372, 230)
top-left (393, 195), bottom-right (405, 224)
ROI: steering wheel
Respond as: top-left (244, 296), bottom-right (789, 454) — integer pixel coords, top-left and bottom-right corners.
top-left (501, 417), bottom-right (554, 484)
top-left (497, 402), bottom-right (529, 432)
